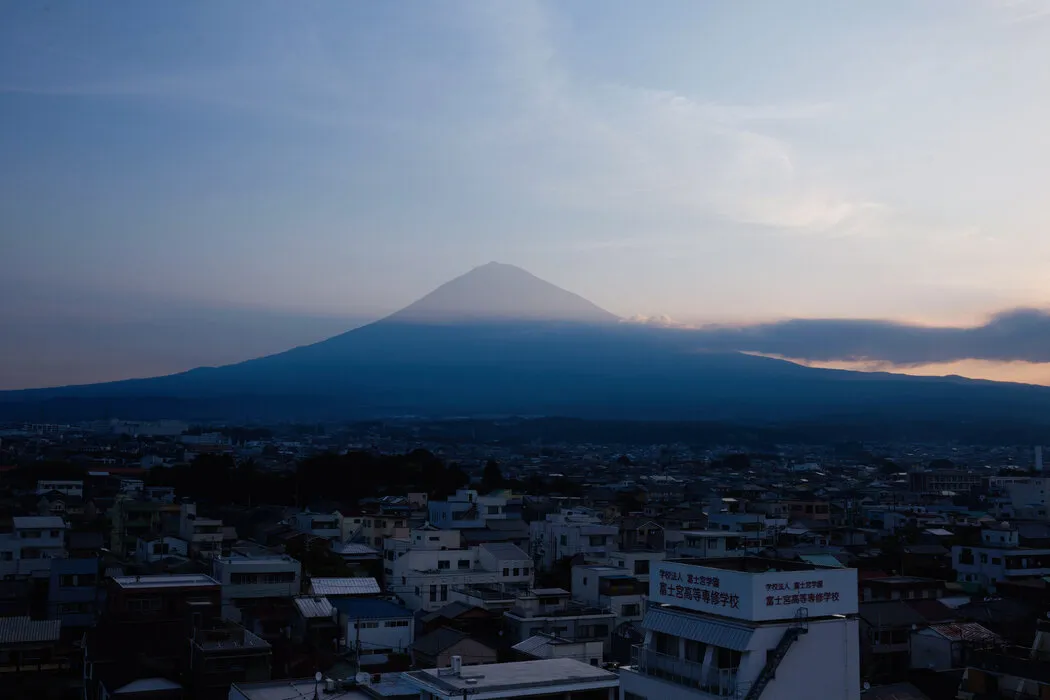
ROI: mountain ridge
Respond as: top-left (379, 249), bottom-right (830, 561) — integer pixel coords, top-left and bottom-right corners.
top-left (4, 263), bottom-right (1050, 430)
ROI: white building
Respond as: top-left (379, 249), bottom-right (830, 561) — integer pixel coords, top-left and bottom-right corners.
top-left (607, 551), bottom-right (665, 582)
top-left (573, 565), bottom-right (647, 624)
top-left (0, 516), bottom-right (67, 577)
top-left (952, 524), bottom-right (1050, 590)
top-left (402, 657), bottom-right (619, 700)
top-left (331, 597), bottom-right (415, 655)
top-left (385, 528), bottom-right (533, 612)
top-left (35, 480), bottom-right (84, 497)
top-left (293, 510), bottom-right (342, 540)
top-left (530, 509), bottom-right (619, 572)
top-left (178, 503), bottom-right (223, 558)
top-left (513, 633), bottom-right (606, 667)
top-left (212, 549), bottom-right (302, 622)
top-left (619, 557), bottom-right (861, 700)
top-left (504, 588), bottom-right (617, 654)
top-left (667, 531), bottom-right (753, 559)
top-left (135, 536), bottom-right (189, 563)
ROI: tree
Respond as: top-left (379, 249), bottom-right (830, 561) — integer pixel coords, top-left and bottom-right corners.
top-left (481, 460), bottom-right (504, 493)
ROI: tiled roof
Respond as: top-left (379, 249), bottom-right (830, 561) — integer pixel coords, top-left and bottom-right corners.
top-left (479, 542), bottom-right (530, 560)
top-left (12, 516), bottom-right (66, 529)
top-left (412, 627), bottom-right (470, 655)
top-left (0, 616), bottom-right (61, 645)
top-left (309, 577), bottom-right (381, 597)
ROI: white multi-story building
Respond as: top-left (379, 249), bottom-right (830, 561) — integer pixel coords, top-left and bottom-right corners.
top-left (293, 510), bottom-right (342, 540)
top-left (428, 489), bottom-right (522, 530)
top-left (504, 588), bottom-right (617, 655)
top-left (212, 550), bottom-right (302, 622)
top-left (619, 557), bottom-right (860, 700)
top-left (340, 512), bottom-right (410, 549)
top-left (608, 551), bottom-right (665, 583)
top-left (331, 597), bottom-right (415, 655)
top-left (385, 528), bottom-right (533, 612)
top-left (666, 531), bottom-right (753, 560)
top-left (572, 565), bottom-right (647, 624)
top-left (952, 524), bottom-right (1050, 590)
top-left (0, 516), bottom-right (67, 577)
top-left (178, 503), bottom-right (223, 558)
top-left (530, 509), bottom-right (618, 572)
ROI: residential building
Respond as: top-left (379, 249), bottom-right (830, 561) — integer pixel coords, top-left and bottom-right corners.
top-left (910, 622), bottom-right (999, 672)
top-left (619, 556), bottom-right (861, 700)
top-left (135, 535), bottom-right (189, 563)
top-left (179, 503), bottom-right (224, 558)
top-left (908, 469), bottom-right (982, 496)
top-left (402, 658), bottom-right (619, 700)
top-left (667, 531), bottom-right (753, 560)
top-left (860, 576), bottom-right (946, 603)
top-left (292, 595), bottom-right (339, 654)
top-left (607, 550), bottom-right (665, 581)
top-left (35, 479), bottom-right (83, 497)
top-left (292, 510), bottom-right (342, 540)
top-left (211, 549), bottom-right (302, 623)
top-left (189, 623), bottom-right (272, 700)
top-left (783, 499), bottom-right (831, 523)
top-left (858, 601), bottom-right (926, 682)
top-left (331, 597), bottom-right (415, 656)
top-left (108, 496), bottom-right (181, 557)
top-left (48, 535), bottom-right (101, 633)
top-left (0, 616), bottom-right (67, 697)
top-left (504, 588), bottom-right (617, 654)
top-left (341, 512), bottom-right (410, 550)
top-left (385, 529), bottom-right (533, 612)
top-left (308, 577), bottom-right (381, 598)
top-left (952, 524), bottom-right (1050, 591)
top-left (513, 633), bottom-right (605, 666)
top-left (428, 489), bottom-right (522, 530)
top-left (572, 565), bottom-right (647, 624)
top-left (530, 509), bottom-right (619, 572)
top-left (0, 515), bottom-right (67, 578)
top-left (412, 627), bottom-right (498, 669)
top-left (957, 618), bottom-right (1050, 699)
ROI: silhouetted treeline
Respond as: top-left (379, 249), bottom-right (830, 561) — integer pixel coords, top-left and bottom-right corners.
top-left (144, 449), bottom-right (470, 508)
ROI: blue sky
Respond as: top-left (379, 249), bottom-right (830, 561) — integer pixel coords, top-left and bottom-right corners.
top-left (4, 1), bottom-right (1050, 388)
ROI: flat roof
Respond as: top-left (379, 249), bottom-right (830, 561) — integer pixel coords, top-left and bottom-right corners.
top-left (669, 556), bottom-right (838, 573)
top-left (112, 574), bottom-right (219, 589)
top-left (229, 679), bottom-right (370, 700)
top-left (403, 658), bottom-right (618, 698)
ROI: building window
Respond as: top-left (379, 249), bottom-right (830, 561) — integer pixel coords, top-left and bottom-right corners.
top-left (429, 536), bottom-right (440, 542)
top-left (438, 560), bottom-right (451, 570)
top-left (458, 560), bottom-right (471, 570)
top-left (992, 557), bottom-right (1002, 565)
top-left (440, 585), bottom-right (448, 601)
top-left (588, 535), bottom-right (605, 547)
top-left (430, 585), bottom-right (437, 602)
top-left (503, 568), bottom-right (510, 577)
top-left (980, 553), bottom-right (989, 564)
top-left (354, 621), bottom-right (379, 629)
top-left (560, 535), bottom-right (567, 546)
top-left (622, 603), bottom-right (641, 617)
top-left (634, 560), bottom-right (650, 575)
top-left (513, 568), bottom-right (520, 576)
top-left (523, 567), bottom-right (530, 576)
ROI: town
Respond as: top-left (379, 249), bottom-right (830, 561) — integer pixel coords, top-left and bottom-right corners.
top-left (0, 417), bottom-right (1047, 700)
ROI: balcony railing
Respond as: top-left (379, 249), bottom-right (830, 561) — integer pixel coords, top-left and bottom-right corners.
top-left (631, 645), bottom-right (738, 698)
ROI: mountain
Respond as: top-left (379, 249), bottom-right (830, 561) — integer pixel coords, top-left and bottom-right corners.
top-left (385, 262), bottom-right (619, 324)
top-left (5, 262), bottom-right (1050, 430)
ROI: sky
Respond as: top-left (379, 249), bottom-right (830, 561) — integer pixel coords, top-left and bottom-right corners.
top-left (4, 0), bottom-right (1050, 389)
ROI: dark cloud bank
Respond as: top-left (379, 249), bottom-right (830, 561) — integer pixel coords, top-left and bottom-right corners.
top-left (684, 308), bottom-right (1050, 365)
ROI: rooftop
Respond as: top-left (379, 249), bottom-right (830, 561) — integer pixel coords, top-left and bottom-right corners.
top-left (403, 658), bottom-right (618, 698)
top-left (309, 577), bottom-right (381, 597)
top-left (12, 516), bottom-right (66, 529)
top-left (670, 556), bottom-right (839, 573)
top-left (228, 679), bottom-right (371, 700)
top-left (111, 573), bottom-right (219, 589)
top-left (294, 595), bottom-right (335, 619)
top-left (330, 598), bottom-right (414, 620)
top-left (0, 616), bottom-right (61, 645)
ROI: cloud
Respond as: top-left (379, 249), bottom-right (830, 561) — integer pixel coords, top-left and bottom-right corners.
top-left (681, 308), bottom-right (1050, 365)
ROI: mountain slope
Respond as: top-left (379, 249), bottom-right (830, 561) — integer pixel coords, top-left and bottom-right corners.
top-left (384, 262), bottom-right (619, 324)
top-left (4, 263), bottom-right (1050, 427)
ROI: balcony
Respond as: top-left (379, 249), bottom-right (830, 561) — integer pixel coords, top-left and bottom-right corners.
top-left (630, 645), bottom-right (738, 698)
